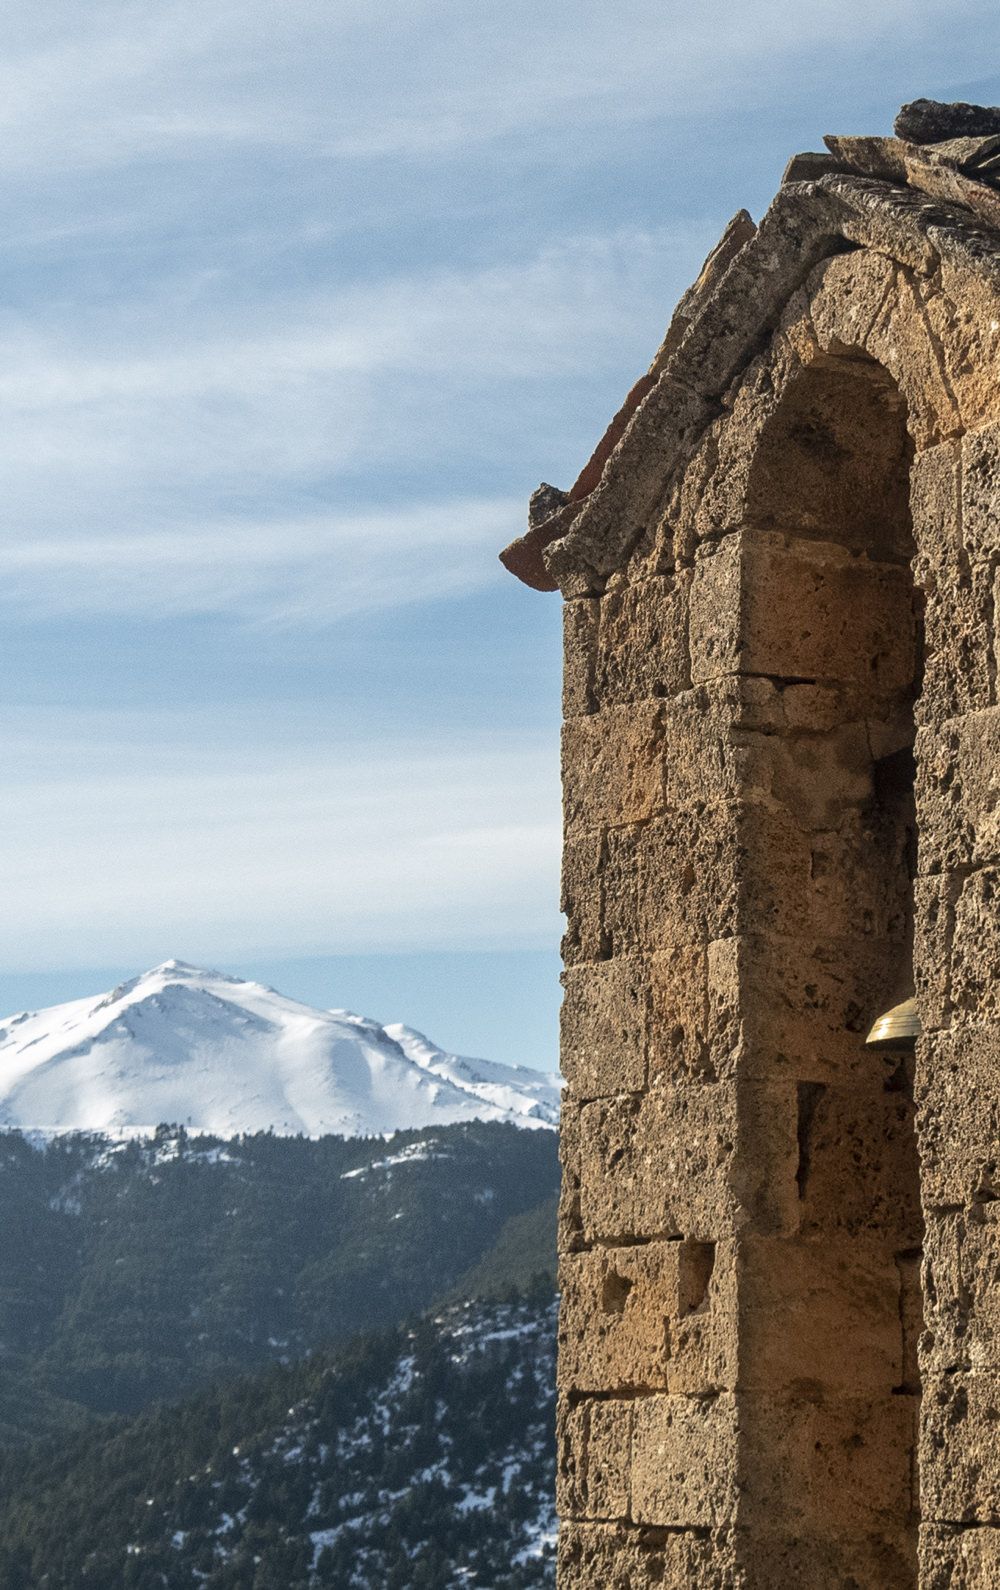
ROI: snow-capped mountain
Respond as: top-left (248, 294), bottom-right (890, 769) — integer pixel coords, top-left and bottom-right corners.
top-left (0, 961), bottom-right (560, 1138)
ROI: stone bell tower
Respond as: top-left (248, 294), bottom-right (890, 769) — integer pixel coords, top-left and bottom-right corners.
top-left (501, 100), bottom-right (1000, 1589)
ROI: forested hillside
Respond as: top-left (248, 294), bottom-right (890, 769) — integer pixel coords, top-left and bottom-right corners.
top-left (0, 1122), bottom-right (558, 1431)
top-left (0, 1295), bottom-right (557, 1590)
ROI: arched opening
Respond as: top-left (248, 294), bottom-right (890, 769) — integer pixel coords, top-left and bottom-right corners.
top-left (741, 351), bottom-right (925, 1585)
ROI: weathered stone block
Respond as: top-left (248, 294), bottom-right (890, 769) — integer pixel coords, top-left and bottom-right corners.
top-left (558, 1239), bottom-right (737, 1395)
top-left (594, 572), bottom-right (691, 707)
top-left (602, 810), bottom-right (741, 951)
top-left (922, 1206), bottom-right (1000, 1376)
top-left (740, 1392), bottom-right (918, 1536)
top-left (689, 530), bottom-right (917, 699)
top-left (741, 1529), bottom-right (917, 1590)
top-left (804, 807), bottom-right (913, 943)
top-left (631, 1392), bottom-right (739, 1527)
top-left (666, 395), bottom-right (759, 552)
top-left (562, 705), bottom-right (665, 833)
top-left (910, 439), bottom-right (961, 581)
top-left (929, 262), bottom-right (1000, 433)
top-left (560, 956), bottom-right (649, 1099)
top-left (914, 872), bottom-right (956, 1033)
top-left (604, 803), bottom-right (908, 958)
top-left (557, 1522), bottom-right (740, 1590)
top-left (916, 1026), bottom-right (1000, 1208)
top-left (560, 828), bottom-right (605, 966)
top-left (920, 1523), bottom-right (1000, 1587)
top-left (780, 679), bottom-right (856, 731)
top-left (562, 596), bottom-right (599, 717)
top-left (917, 555), bottom-right (997, 725)
top-left (608, 682), bottom-right (871, 820)
top-left (950, 868), bottom-right (1000, 1027)
top-left (807, 248), bottom-right (959, 449)
top-left (795, 1082), bottom-right (923, 1247)
top-left (648, 942), bottom-right (713, 1083)
top-left (962, 420), bottom-right (1000, 563)
top-left (917, 709), bottom-right (1000, 874)
top-left (557, 1099), bottom-right (584, 1254)
top-left (877, 272), bottom-right (967, 444)
top-left (730, 1081), bottom-right (801, 1236)
top-left (706, 932), bottom-right (905, 1085)
top-left (576, 1082), bottom-right (798, 1244)
top-left (738, 1236), bottom-right (904, 1394)
top-left (921, 1373), bottom-right (1000, 1523)
top-left (735, 721), bottom-right (874, 831)
top-left (556, 1394), bottom-right (631, 1521)
top-left (745, 343), bottom-right (914, 557)
top-left (576, 1086), bottom-right (740, 1242)
top-left (913, 867), bottom-right (1000, 1034)
top-left (656, 685), bottom-right (878, 823)
top-left (898, 1247), bottom-right (924, 1395)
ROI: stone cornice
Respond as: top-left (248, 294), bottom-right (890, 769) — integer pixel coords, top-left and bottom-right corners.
top-left (500, 101), bottom-right (1000, 595)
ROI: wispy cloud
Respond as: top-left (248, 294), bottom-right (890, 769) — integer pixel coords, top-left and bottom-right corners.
top-left (0, 706), bottom-right (560, 971)
top-left (0, 498), bottom-right (521, 622)
top-left (0, 0), bottom-right (991, 174)
top-left (2, 0), bottom-right (999, 992)
top-left (0, 226), bottom-right (701, 621)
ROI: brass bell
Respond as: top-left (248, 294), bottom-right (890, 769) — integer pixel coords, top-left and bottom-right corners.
top-left (865, 994), bottom-right (922, 1049)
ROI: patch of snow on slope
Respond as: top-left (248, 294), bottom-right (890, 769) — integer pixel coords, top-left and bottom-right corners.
top-left (382, 1021), bottom-right (561, 1127)
top-left (0, 960), bottom-right (560, 1140)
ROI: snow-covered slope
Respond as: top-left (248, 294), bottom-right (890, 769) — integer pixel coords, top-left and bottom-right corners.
top-left (0, 961), bottom-right (560, 1138)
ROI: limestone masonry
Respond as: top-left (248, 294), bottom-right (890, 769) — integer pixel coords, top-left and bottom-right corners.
top-left (501, 100), bottom-right (1000, 1588)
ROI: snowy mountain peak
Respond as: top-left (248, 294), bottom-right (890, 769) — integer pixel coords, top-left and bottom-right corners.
top-left (98, 959), bottom-right (247, 1006)
top-left (0, 965), bottom-right (560, 1140)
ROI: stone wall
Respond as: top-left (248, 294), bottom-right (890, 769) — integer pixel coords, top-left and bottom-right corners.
top-left (503, 105), bottom-right (1000, 1588)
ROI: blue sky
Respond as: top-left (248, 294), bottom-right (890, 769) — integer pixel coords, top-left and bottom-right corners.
top-left (1, 2), bottom-right (999, 1066)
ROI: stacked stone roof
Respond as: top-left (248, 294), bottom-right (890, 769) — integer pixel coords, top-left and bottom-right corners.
top-left (500, 98), bottom-right (1000, 595)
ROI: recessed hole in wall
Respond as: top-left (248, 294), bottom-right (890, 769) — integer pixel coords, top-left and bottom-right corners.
top-left (601, 1269), bottom-right (632, 1314)
top-left (678, 1239), bottom-right (716, 1316)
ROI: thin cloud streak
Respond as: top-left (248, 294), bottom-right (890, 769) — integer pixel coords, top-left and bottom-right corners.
top-left (2, 0), bottom-right (998, 993)
top-left (0, 228), bottom-right (699, 622)
top-left (0, 498), bottom-right (520, 622)
top-left (0, 709), bottom-right (561, 971)
top-left (0, 0), bottom-right (990, 174)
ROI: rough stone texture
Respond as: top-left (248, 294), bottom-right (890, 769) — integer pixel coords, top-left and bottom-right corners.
top-left (895, 99), bottom-right (1000, 143)
top-left (741, 1530), bottom-right (917, 1590)
top-left (962, 420), bottom-right (1000, 561)
top-left (557, 1395), bottom-right (632, 1521)
top-left (562, 598), bottom-right (599, 718)
top-left (736, 1236), bottom-right (906, 1392)
top-left (503, 99), bottom-right (1000, 1590)
top-left (920, 1526), bottom-right (1000, 1588)
top-left (560, 957), bottom-right (649, 1099)
top-left (920, 1374), bottom-right (1000, 1523)
top-left (794, 1083), bottom-right (922, 1246)
top-left (688, 531), bottom-right (917, 697)
top-left (916, 1027), bottom-right (1000, 1207)
top-left (558, 1239), bottom-right (736, 1394)
top-left (593, 572), bottom-right (691, 706)
top-left (918, 558), bottom-right (998, 724)
top-left (706, 932), bottom-right (906, 1084)
top-left (575, 1084), bottom-right (744, 1242)
top-left (631, 1392), bottom-right (739, 1526)
top-left (558, 1522), bottom-right (741, 1590)
top-left (915, 715), bottom-right (998, 877)
top-left (739, 1392), bottom-right (919, 1537)
top-left (922, 1204), bottom-right (1000, 1374)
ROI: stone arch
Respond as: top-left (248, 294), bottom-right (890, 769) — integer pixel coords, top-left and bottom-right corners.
top-left (745, 350), bottom-right (914, 552)
top-left (729, 342), bottom-right (926, 1587)
top-left (507, 107), bottom-right (1000, 1590)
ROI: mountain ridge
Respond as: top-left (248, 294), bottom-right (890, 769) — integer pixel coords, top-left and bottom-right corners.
top-left (0, 961), bottom-right (559, 1139)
